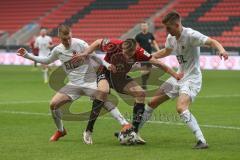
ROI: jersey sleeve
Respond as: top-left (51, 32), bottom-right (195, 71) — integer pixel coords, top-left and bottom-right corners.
top-left (136, 47), bottom-right (152, 61)
top-left (90, 53), bottom-right (111, 68)
top-left (165, 34), bottom-right (174, 49)
top-left (25, 47), bottom-right (59, 64)
top-left (189, 30), bottom-right (209, 46)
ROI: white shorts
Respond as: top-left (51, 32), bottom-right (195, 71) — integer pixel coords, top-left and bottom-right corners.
top-left (58, 82), bottom-right (115, 111)
top-left (59, 82), bottom-right (97, 101)
top-left (160, 77), bottom-right (202, 101)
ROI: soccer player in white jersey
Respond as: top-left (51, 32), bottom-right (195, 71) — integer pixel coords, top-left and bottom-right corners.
top-left (17, 25), bottom-right (131, 144)
top-left (139, 11), bottom-right (229, 149)
top-left (35, 28), bottom-right (53, 83)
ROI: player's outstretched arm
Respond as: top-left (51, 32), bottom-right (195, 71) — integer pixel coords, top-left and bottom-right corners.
top-left (149, 56), bottom-right (183, 80)
top-left (152, 48), bottom-right (172, 59)
top-left (153, 40), bottom-right (160, 51)
top-left (17, 47), bottom-right (58, 64)
top-left (204, 38), bottom-right (228, 60)
top-left (90, 54), bottom-right (117, 73)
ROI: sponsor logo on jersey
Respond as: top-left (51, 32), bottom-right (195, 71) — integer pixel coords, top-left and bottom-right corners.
top-left (143, 50), bottom-right (151, 57)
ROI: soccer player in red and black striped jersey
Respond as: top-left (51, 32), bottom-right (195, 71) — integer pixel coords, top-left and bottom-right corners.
top-left (72, 38), bottom-right (183, 144)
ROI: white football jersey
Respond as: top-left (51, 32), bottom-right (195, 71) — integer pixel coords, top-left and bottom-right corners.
top-left (35, 35), bottom-right (52, 56)
top-left (165, 27), bottom-right (208, 81)
top-left (50, 38), bottom-right (97, 86)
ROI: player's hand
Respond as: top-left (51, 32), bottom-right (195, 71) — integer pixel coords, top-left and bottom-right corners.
top-left (17, 48), bottom-right (27, 57)
top-left (71, 53), bottom-right (87, 64)
top-left (174, 72), bottom-right (184, 80)
top-left (107, 64), bottom-right (117, 73)
top-left (219, 51), bottom-right (228, 60)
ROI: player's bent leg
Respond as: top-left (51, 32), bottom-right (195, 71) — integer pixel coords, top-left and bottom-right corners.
top-left (50, 92), bottom-right (72, 110)
top-left (123, 80), bottom-right (146, 103)
top-left (104, 101), bottom-right (134, 143)
top-left (84, 79), bottom-right (110, 144)
top-left (103, 97), bottom-right (136, 144)
top-left (95, 79), bottom-right (109, 101)
top-left (123, 81), bottom-right (146, 144)
top-left (149, 89), bottom-right (170, 108)
top-left (123, 80), bottom-right (145, 131)
top-left (123, 80), bottom-right (145, 103)
top-left (49, 92), bottom-right (72, 142)
top-left (104, 101), bottom-right (129, 126)
top-left (176, 93), bottom-right (191, 113)
top-left (139, 89), bottom-right (170, 130)
top-left (177, 93), bottom-right (208, 149)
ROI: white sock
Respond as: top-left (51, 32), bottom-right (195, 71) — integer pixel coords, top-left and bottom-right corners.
top-left (145, 105), bottom-right (154, 112)
top-left (180, 109), bottom-right (206, 143)
top-left (139, 105), bottom-right (154, 129)
top-left (109, 108), bottom-right (129, 125)
top-left (43, 68), bottom-right (48, 82)
top-left (51, 109), bottom-right (64, 132)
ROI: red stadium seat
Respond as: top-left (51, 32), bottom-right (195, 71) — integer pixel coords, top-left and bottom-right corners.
top-left (0, 0), bottom-right (65, 34)
top-left (40, 0), bottom-right (94, 29)
top-left (70, 0), bottom-right (170, 43)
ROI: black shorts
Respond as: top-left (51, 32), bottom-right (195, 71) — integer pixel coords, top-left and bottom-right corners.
top-left (97, 67), bottom-right (133, 94)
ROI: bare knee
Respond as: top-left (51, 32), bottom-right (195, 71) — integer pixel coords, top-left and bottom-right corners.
top-left (134, 90), bottom-right (145, 103)
top-left (49, 100), bottom-right (59, 110)
top-left (96, 80), bottom-right (110, 101)
top-left (148, 93), bottom-right (169, 108)
top-left (50, 93), bottom-right (71, 110)
top-left (95, 90), bottom-right (108, 101)
top-left (176, 95), bottom-right (190, 113)
top-left (176, 106), bottom-right (186, 114)
top-left (176, 99), bottom-right (186, 113)
top-left (148, 98), bottom-right (159, 108)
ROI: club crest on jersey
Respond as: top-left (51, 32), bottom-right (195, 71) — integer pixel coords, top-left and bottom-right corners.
top-left (106, 43), bottom-right (118, 53)
top-left (102, 38), bottom-right (118, 53)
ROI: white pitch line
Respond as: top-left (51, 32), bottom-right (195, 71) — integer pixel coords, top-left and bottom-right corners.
top-left (146, 120), bottom-right (240, 130)
top-left (1, 110), bottom-right (240, 131)
top-left (198, 94), bottom-right (240, 98)
top-left (0, 94), bottom-right (240, 105)
top-left (0, 110), bottom-right (50, 116)
top-left (0, 100), bottom-right (49, 105)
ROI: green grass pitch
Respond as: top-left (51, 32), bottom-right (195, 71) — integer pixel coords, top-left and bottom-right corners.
top-left (0, 65), bottom-right (240, 160)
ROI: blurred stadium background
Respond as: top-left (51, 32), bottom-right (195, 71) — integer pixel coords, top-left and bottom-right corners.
top-left (0, 0), bottom-right (239, 53)
top-left (0, 0), bottom-right (240, 160)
